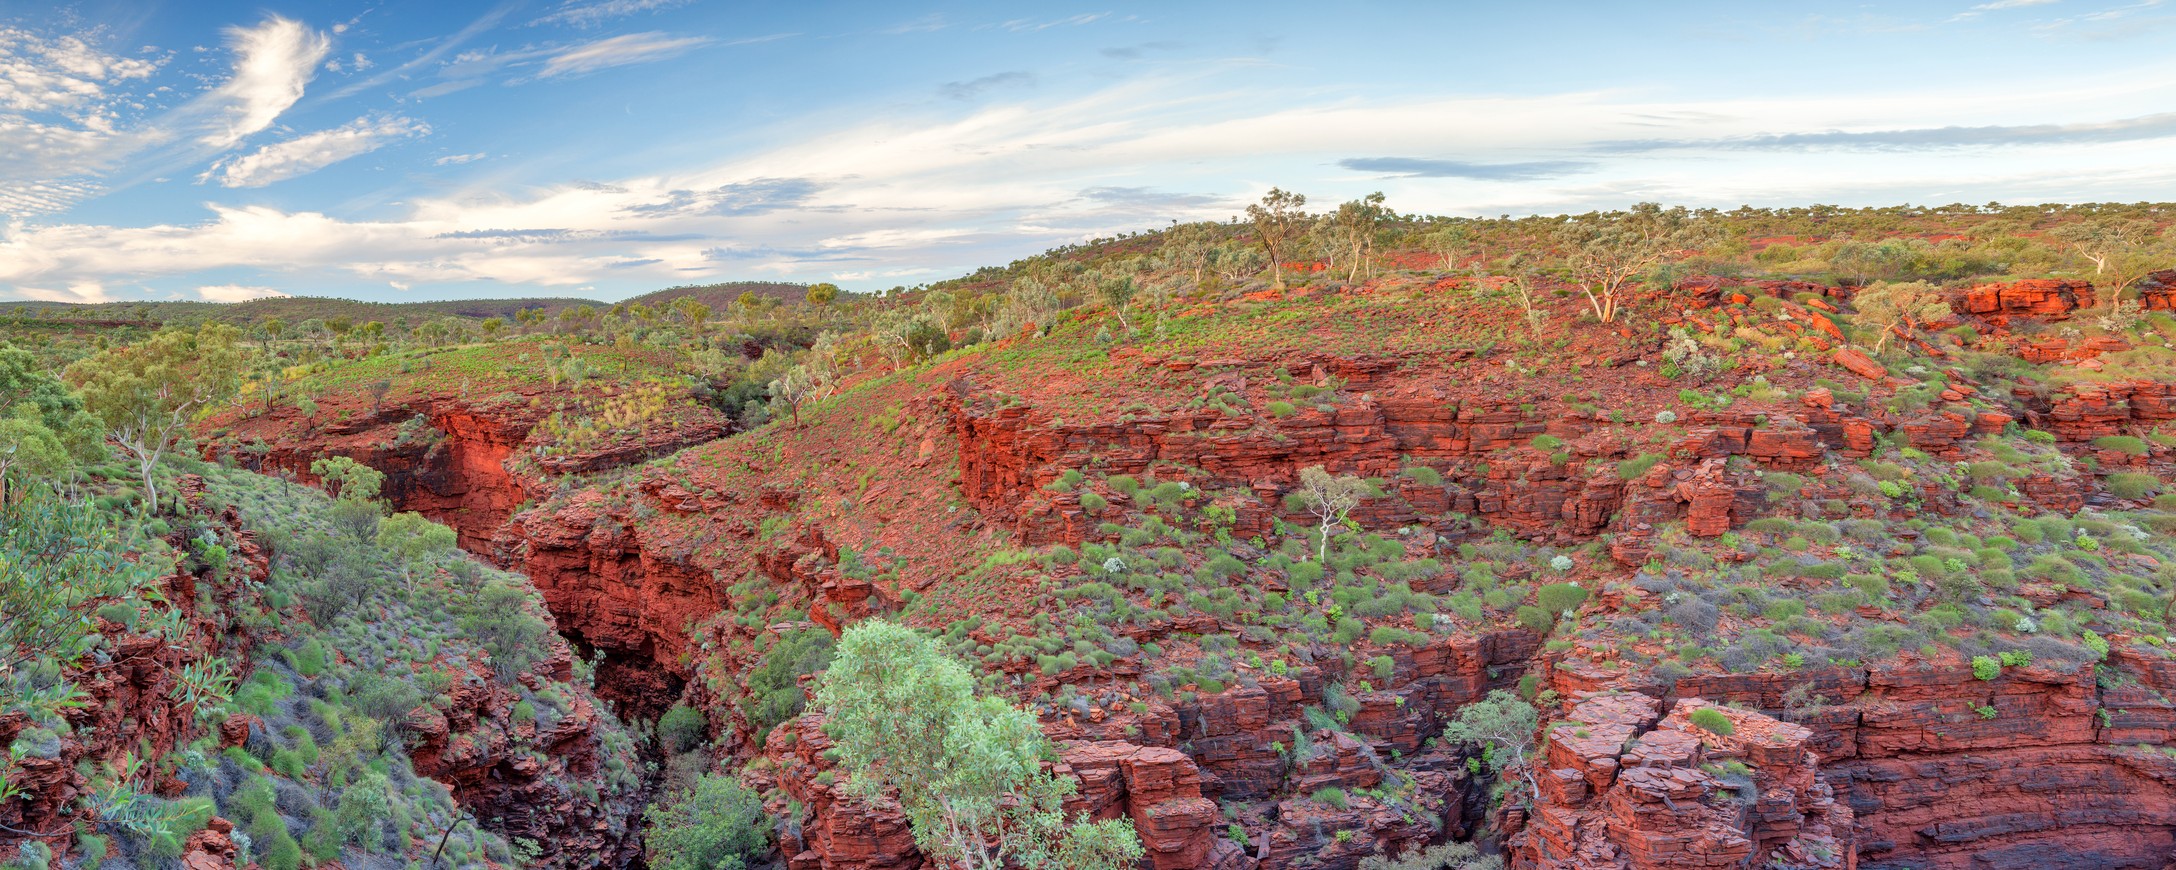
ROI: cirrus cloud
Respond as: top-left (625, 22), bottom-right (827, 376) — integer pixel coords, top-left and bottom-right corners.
top-left (537, 31), bottom-right (711, 78)
top-left (194, 283), bottom-right (290, 302)
top-left (0, 27), bottom-right (161, 113)
top-left (203, 115), bottom-right (431, 188)
top-left (199, 17), bottom-right (331, 148)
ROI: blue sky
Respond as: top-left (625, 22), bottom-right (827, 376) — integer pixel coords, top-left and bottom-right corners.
top-left (2, 0), bottom-right (2173, 304)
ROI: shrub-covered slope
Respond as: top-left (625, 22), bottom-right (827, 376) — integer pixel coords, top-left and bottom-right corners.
top-left (44, 199), bottom-right (2174, 870)
top-left (1, 463), bottom-right (644, 870)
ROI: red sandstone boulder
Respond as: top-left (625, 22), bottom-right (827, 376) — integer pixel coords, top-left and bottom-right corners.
top-left (1954, 278), bottom-right (2095, 325)
top-left (1832, 347), bottom-right (1887, 381)
top-left (1519, 694), bottom-right (1852, 870)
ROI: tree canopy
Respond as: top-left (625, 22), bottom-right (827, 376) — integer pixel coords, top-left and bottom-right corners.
top-left (815, 620), bottom-right (1143, 870)
top-left (1441, 690), bottom-right (1542, 804)
top-left (66, 324), bottom-right (242, 512)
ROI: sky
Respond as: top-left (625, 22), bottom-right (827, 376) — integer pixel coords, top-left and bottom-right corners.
top-left (1, 0), bottom-right (2174, 305)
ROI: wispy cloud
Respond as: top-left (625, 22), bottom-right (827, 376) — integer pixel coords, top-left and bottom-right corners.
top-left (627, 177), bottom-right (825, 217)
top-left (537, 31), bottom-right (710, 77)
top-left (199, 17), bottom-right (331, 148)
top-left (881, 14), bottom-right (950, 35)
top-left (1340, 157), bottom-right (1594, 180)
top-left (203, 114), bottom-right (430, 188)
top-left (195, 283), bottom-right (288, 302)
top-left (530, 0), bottom-right (691, 28)
top-left (0, 27), bottom-right (161, 113)
top-left (0, 27), bottom-right (164, 215)
top-left (941, 71), bottom-right (1033, 101)
top-left (1597, 110), bottom-right (2176, 151)
top-left (724, 33), bottom-right (800, 46)
top-left (434, 152), bottom-right (487, 166)
top-left (427, 30), bottom-right (710, 93)
top-left (0, 16), bottom-right (335, 216)
top-left (10, 45), bottom-right (2176, 300)
top-left (996, 13), bottom-right (1109, 32)
top-left (1100, 41), bottom-right (1182, 60)
top-left (325, 3), bottom-right (518, 100)
top-left (1952, 0), bottom-right (2062, 19)
top-left (1076, 186), bottom-right (1221, 208)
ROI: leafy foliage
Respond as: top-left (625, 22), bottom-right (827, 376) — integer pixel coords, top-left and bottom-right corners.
top-left (816, 620), bottom-right (1143, 870)
top-left (1441, 690), bottom-right (1540, 802)
top-left (643, 774), bottom-right (772, 870)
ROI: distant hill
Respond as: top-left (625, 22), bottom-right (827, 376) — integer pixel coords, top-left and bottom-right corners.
top-left (621, 281), bottom-right (836, 311)
top-left (0, 282), bottom-right (858, 326)
top-left (3, 295), bottom-right (609, 325)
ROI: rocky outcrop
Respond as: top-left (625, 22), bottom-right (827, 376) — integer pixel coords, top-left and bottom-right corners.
top-left (2136, 270), bottom-right (2176, 311)
top-left (1062, 743), bottom-right (1223, 869)
top-left (213, 390), bottom-right (729, 552)
top-left (506, 488), bottom-right (722, 689)
top-left (1520, 693), bottom-right (1852, 870)
top-left (2038, 380), bottom-right (2176, 443)
top-left (0, 477), bottom-right (268, 859)
top-left (1540, 653), bottom-right (2176, 870)
top-left (758, 715), bottom-right (926, 870)
top-left (943, 361), bottom-right (2101, 555)
top-left (404, 649), bottom-right (644, 868)
top-left (756, 624), bottom-right (1537, 870)
top-left (1953, 279), bottom-right (2096, 325)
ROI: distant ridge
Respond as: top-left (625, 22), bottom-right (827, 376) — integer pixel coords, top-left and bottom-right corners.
top-left (0, 280), bottom-right (856, 324)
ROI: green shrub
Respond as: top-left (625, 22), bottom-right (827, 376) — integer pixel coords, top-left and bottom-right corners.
top-left (1537, 583), bottom-right (1587, 615)
top-left (249, 806), bottom-right (302, 870)
top-left (659, 704), bottom-right (708, 754)
top-left (1267, 401), bottom-right (1298, 418)
top-left (1687, 707), bottom-right (1734, 737)
top-left (1515, 605), bottom-right (1553, 634)
top-left (2083, 630), bottom-right (2111, 660)
top-left (2095, 435), bottom-right (2149, 455)
top-left (741, 627), bottom-right (837, 737)
top-left (1400, 466), bottom-right (1442, 486)
top-left (285, 638), bottom-right (328, 678)
top-left (2108, 473), bottom-right (2162, 500)
top-left (644, 774), bottom-right (773, 870)
top-left (1311, 787), bottom-right (1349, 810)
top-left (1972, 655), bottom-right (2001, 680)
top-left (1616, 453), bottom-right (1663, 480)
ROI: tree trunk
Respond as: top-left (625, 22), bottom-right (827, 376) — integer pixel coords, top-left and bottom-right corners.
top-left (1317, 511), bottom-right (1333, 563)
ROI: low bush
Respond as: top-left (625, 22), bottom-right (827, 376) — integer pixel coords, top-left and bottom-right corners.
top-left (1687, 707), bottom-right (1735, 737)
top-left (644, 774), bottom-right (773, 870)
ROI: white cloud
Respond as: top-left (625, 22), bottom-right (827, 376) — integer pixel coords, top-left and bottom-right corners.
top-left (199, 17), bottom-right (331, 148)
top-left (0, 28), bottom-right (165, 215)
top-left (194, 283), bottom-right (288, 302)
top-left (434, 152), bottom-right (487, 165)
top-left (8, 60), bottom-right (2176, 299)
top-left (724, 33), bottom-right (800, 46)
top-left (532, 0), bottom-right (691, 28)
top-left (0, 27), bottom-right (160, 113)
top-left (204, 115), bottom-right (430, 188)
top-left (996, 13), bottom-right (1109, 32)
top-left (537, 32), bottom-right (710, 78)
top-left (421, 31), bottom-right (709, 94)
top-left (10, 282), bottom-right (112, 304)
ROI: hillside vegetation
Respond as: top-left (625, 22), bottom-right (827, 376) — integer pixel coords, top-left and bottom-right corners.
top-left (8, 196), bottom-right (2176, 870)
